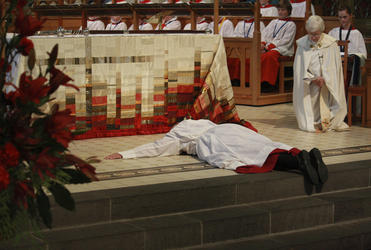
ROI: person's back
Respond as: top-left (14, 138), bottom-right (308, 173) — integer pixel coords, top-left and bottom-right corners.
top-left (208, 17), bottom-right (234, 37)
top-left (260, 0), bottom-right (279, 17)
top-left (290, 0), bottom-right (315, 17)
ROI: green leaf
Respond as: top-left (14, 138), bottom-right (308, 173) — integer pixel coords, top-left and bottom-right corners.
top-left (61, 168), bottom-right (92, 184)
top-left (36, 189), bottom-right (52, 229)
top-left (48, 182), bottom-right (75, 211)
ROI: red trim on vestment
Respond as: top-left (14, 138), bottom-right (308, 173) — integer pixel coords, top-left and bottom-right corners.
top-left (266, 43), bottom-right (276, 51)
top-left (245, 18), bottom-right (254, 23)
top-left (235, 148), bottom-right (301, 174)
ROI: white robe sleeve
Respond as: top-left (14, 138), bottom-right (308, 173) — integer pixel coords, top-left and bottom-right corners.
top-left (118, 136), bottom-right (181, 159)
top-left (233, 21), bottom-right (244, 37)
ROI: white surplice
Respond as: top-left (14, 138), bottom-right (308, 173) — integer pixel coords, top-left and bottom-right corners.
top-left (293, 33), bottom-right (348, 132)
top-left (208, 18), bottom-right (234, 38)
top-left (262, 19), bottom-right (296, 56)
top-left (87, 20), bottom-right (105, 31)
top-left (106, 21), bottom-right (128, 31)
top-left (260, 5), bottom-right (279, 17)
top-left (118, 119), bottom-right (292, 170)
top-left (183, 19), bottom-right (209, 31)
top-left (328, 27), bottom-right (367, 62)
top-left (290, 1), bottom-right (315, 18)
top-left (128, 22), bottom-right (153, 30)
top-left (233, 20), bottom-right (265, 38)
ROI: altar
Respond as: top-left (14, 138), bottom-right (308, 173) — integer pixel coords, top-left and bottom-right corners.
top-left (23, 34), bottom-right (243, 139)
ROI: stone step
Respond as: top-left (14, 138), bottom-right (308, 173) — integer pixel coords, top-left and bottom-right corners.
top-left (47, 159), bottom-right (371, 229)
top-left (183, 218), bottom-right (371, 250)
top-left (3, 186), bottom-right (371, 250)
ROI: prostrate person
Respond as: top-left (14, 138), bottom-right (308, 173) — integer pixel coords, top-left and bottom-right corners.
top-left (155, 16), bottom-right (181, 30)
top-left (289, 0), bottom-right (315, 18)
top-left (233, 17), bottom-right (266, 38)
top-left (105, 16), bottom-right (128, 31)
top-left (105, 119), bottom-right (329, 190)
top-left (208, 16), bottom-right (234, 37)
top-left (128, 18), bottom-right (153, 31)
top-left (183, 17), bottom-right (209, 31)
top-left (328, 5), bottom-right (367, 87)
top-left (260, 0), bottom-right (279, 17)
top-left (293, 15), bottom-right (348, 132)
top-left (87, 16), bottom-right (105, 31)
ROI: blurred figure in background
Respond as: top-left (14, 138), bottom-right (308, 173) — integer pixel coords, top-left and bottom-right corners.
top-left (106, 16), bottom-right (128, 31)
top-left (183, 16), bottom-right (209, 31)
top-left (208, 16), bottom-right (234, 37)
top-left (87, 16), bottom-right (105, 30)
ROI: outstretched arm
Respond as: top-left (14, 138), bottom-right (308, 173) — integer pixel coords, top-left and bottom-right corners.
top-left (105, 136), bottom-right (181, 160)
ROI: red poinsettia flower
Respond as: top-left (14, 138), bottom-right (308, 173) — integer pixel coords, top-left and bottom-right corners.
top-left (15, 0), bottom-right (44, 37)
top-left (47, 109), bottom-right (74, 148)
top-left (16, 73), bottom-right (50, 104)
top-left (32, 148), bottom-right (59, 179)
top-left (14, 181), bottom-right (35, 209)
top-left (17, 37), bottom-right (34, 56)
top-left (0, 165), bottom-right (10, 191)
top-left (49, 67), bottom-right (79, 95)
top-left (0, 142), bottom-right (20, 167)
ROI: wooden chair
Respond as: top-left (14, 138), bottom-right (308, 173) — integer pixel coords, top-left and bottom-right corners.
top-left (338, 40), bottom-right (367, 126)
top-left (278, 56), bottom-right (294, 94)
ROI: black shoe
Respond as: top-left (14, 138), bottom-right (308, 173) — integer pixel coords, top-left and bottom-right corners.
top-left (310, 148), bottom-right (328, 184)
top-left (298, 150), bottom-right (320, 186)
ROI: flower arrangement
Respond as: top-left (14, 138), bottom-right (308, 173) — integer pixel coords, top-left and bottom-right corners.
top-left (0, 0), bottom-right (98, 240)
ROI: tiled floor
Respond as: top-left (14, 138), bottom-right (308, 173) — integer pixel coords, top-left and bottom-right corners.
top-left (67, 103), bottom-right (371, 193)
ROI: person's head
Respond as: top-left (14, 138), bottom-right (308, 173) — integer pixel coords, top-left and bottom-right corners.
top-left (110, 16), bottom-right (121, 23)
top-left (338, 5), bottom-right (352, 29)
top-left (260, 0), bottom-right (270, 6)
top-left (277, 0), bottom-right (292, 18)
top-left (305, 15), bottom-right (325, 43)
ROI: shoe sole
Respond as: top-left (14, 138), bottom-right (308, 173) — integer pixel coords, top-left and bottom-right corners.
top-left (310, 148), bottom-right (328, 184)
top-left (301, 150), bottom-right (320, 186)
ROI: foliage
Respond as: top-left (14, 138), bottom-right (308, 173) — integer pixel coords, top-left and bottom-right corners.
top-left (0, 0), bottom-right (98, 240)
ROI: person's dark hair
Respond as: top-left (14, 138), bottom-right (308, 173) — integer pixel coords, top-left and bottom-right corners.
top-left (338, 5), bottom-right (352, 15)
top-left (277, 0), bottom-right (292, 16)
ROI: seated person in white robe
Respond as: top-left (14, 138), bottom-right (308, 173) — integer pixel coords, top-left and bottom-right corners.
top-left (86, 16), bottom-right (105, 31)
top-left (183, 17), bottom-right (209, 31)
top-left (128, 18), bottom-right (153, 31)
top-left (105, 119), bottom-right (329, 189)
top-left (293, 15), bottom-right (348, 132)
top-left (244, 0), bottom-right (296, 91)
top-left (208, 16), bottom-right (234, 38)
top-left (104, 0), bottom-right (127, 3)
top-left (290, 0), bottom-right (315, 18)
top-left (155, 16), bottom-right (181, 30)
top-left (328, 5), bottom-right (367, 87)
top-left (260, 0), bottom-right (279, 17)
top-left (105, 16), bottom-right (128, 31)
top-left (233, 17), bottom-right (266, 38)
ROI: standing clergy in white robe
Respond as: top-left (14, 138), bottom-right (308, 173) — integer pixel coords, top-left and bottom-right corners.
top-left (87, 16), bottom-right (105, 31)
top-left (328, 5), bottom-right (367, 86)
top-left (208, 17), bottom-right (234, 38)
top-left (233, 17), bottom-right (266, 38)
top-left (155, 16), bottom-right (181, 30)
top-left (105, 119), bottom-right (329, 188)
top-left (129, 19), bottom-right (153, 30)
top-left (106, 16), bottom-right (128, 31)
top-left (290, 0), bottom-right (315, 18)
top-left (293, 15), bottom-right (348, 132)
top-left (260, 0), bottom-right (279, 17)
top-left (183, 17), bottom-right (209, 31)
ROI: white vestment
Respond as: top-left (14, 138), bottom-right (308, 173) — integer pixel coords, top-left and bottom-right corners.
top-left (155, 17), bottom-right (181, 30)
top-left (262, 19), bottom-right (296, 56)
top-left (106, 21), bottom-right (128, 31)
top-left (87, 20), bottom-right (105, 31)
top-left (290, 1), bottom-right (315, 18)
top-left (233, 20), bottom-right (265, 38)
top-left (183, 19), bottom-right (209, 31)
top-left (129, 22), bottom-right (153, 30)
top-left (208, 18), bottom-right (234, 38)
top-left (260, 5), bottom-right (279, 17)
top-left (293, 34), bottom-right (348, 132)
top-left (328, 27), bottom-right (367, 62)
top-left (118, 119), bottom-right (292, 170)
